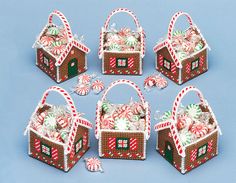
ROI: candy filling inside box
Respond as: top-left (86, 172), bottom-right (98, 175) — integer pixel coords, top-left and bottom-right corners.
top-left (159, 103), bottom-right (217, 146)
top-left (30, 104), bottom-right (76, 144)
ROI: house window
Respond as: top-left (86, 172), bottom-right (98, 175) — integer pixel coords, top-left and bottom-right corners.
top-left (197, 144), bottom-right (208, 158)
top-left (75, 138), bottom-right (83, 154)
top-left (163, 58), bottom-right (171, 71)
top-left (191, 59), bottom-right (199, 71)
top-left (116, 58), bottom-right (128, 68)
top-left (43, 56), bottom-right (49, 67)
top-left (116, 138), bottom-right (130, 150)
top-left (41, 143), bottom-right (51, 157)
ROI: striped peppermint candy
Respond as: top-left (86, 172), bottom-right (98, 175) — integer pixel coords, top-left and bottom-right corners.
top-left (78, 74), bottom-right (92, 84)
top-left (155, 76), bottom-right (168, 89)
top-left (144, 75), bottom-right (157, 89)
top-left (75, 84), bottom-right (90, 96)
top-left (190, 123), bottom-right (208, 138)
top-left (84, 157), bottom-right (103, 172)
top-left (91, 80), bottom-right (105, 94)
top-left (132, 102), bottom-right (145, 116)
top-left (100, 114), bottom-right (115, 129)
top-left (113, 105), bottom-right (133, 120)
top-left (50, 45), bottom-right (66, 55)
top-left (37, 112), bottom-right (47, 124)
top-left (40, 36), bottom-right (54, 46)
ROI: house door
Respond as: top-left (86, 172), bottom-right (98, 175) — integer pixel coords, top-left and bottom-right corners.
top-left (68, 58), bottom-right (78, 78)
top-left (164, 141), bottom-right (173, 164)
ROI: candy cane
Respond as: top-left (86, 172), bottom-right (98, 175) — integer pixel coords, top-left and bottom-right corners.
top-left (104, 8), bottom-right (141, 30)
top-left (48, 10), bottom-right (73, 42)
top-left (167, 11), bottom-right (194, 41)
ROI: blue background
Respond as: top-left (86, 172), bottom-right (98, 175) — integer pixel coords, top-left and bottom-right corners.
top-left (0, 0), bottom-right (235, 182)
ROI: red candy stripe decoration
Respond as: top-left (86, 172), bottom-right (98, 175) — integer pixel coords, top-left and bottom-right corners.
top-left (84, 157), bottom-right (103, 172)
top-left (40, 36), bottom-right (54, 46)
top-left (75, 84), bottom-right (90, 96)
top-left (144, 75), bottom-right (156, 89)
top-left (78, 74), bottom-right (92, 84)
top-left (100, 115), bottom-right (115, 129)
top-left (190, 123), bottom-right (208, 138)
top-left (91, 80), bottom-right (105, 94)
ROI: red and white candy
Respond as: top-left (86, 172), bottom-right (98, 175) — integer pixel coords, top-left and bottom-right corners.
top-left (75, 84), bottom-right (90, 96)
top-left (113, 105), bottom-right (133, 120)
top-left (78, 74), bottom-right (92, 84)
top-left (155, 76), bottom-right (168, 89)
top-left (91, 80), bottom-right (105, 94)
top-left (190, 123), bottom-right (208, 138)
top-left (40, 36), bottom-right (54, 46)
top-left (84, 157), bottom-right (103, 172)
top-left (56, 116), bottom-right (69, 128)
top-left (132, 102), bottom-right (145, 116)
top-left (144, 75), bottom-right (157, 90)
top-left (100, 115), bottom-right (115, 129)
top-left (51, 45), bottom-right (66, 55)
top-left (37, 112), bottom-right (47, 124)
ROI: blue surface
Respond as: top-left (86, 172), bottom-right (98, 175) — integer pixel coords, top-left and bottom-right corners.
top-left (0, 0), bottom-right (235, 182)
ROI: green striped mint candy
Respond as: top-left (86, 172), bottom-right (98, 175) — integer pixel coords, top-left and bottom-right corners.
top-left (108, 43), bottom-right (121, 51)
top-left (160, 110), bottom-right (172, 121)
top-left (102, 101), bottom-right (110, 113)
top-left (194, 42), bottom-right (203, 52)
top-left (172, 30), bottom-right (184, 37)
top-left (48, 27), bottom-right (60, 36)
top-left (179, 131), bottom-right (193, 146)
top-left (43, 113), bottom-right (57, 130)
top-left (125, 35), bottom-right (138, 47)
top-left (60, 130), bottom-right (68, 141)
top-left (185, 104), bottom-right (202, 119)
top-left (52, 41), bottom-right (63, 47)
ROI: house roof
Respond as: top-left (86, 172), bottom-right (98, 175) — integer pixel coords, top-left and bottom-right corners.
top-left (28, 86), bottom-right (92, 154)
top-left (33, 10), bottom-right (90, 67)
top-left (154, 86), bottom-right (221, 157)
top-left (153, 11), bottom-right (208, 69)
top-left (98, 8), bottom-right (145, 59)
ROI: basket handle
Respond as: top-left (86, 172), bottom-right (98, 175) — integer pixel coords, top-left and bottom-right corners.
top-left (101, 79), bottom-right (145, 105)
top-left (48, 10), bottom-right (73, 41)
top-left (167, 11), bottom-right (193, 41)
top-left (171, 86), bottom-right (205, 122)
top-left (104, 8), bottom-right (141, 30)
top-left (39, 86), bottom-right (78, 119)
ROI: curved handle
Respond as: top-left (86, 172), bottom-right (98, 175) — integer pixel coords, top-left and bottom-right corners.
top-left (171, 86), bottom-right (205, 121)
top-left (167, 11), bottom-right (193, 41)
top-left (101, 79), bottom-right (145, 105)
top-left (40, 86), bottom-right (78, 119)
top-left (104, 8), bottom-right (140, 30)
top-left (48, 10), bottom-right (73, 41)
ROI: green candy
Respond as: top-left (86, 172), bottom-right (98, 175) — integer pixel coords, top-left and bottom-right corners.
top-left (172, 30), bottom-right (184, 37)
top-left (125, 35), bottom-right (138, 47)
top-left (185, 104), bottom-right (202, 119)
top-left (52, 41), bottom-right (63, 47)
top-left (48, 27), bottom-right (60, 36)
top-left (179, 131), bottom-right (192, 146)
top-left (43, 113), bottom-right (57, 130)
top-left (60, 130), bottom-right (68, 141)
top-left (102, 102), bottom-right (110, 113)
top-left (161, 110), bottom-right (172, 121)
top-left (194, 42), bottom-right (203, 52)
top-left (108, 43), bottom-right (121, 51)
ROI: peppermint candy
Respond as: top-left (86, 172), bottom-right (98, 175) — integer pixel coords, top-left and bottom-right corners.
top-left (91, 80), bottom-right (105, 94)
top-left (43, 113), bottom-right (57, 130)
top-left (118, 27), bottom-right (131, 37)
top-left (84, 157), bottom-right (103, 172)
top-left (132, 102), bottom-right (145, 116)
top-left (74, 84), bottom-right (90, 96)
top-left (108, 43), bottom-right (121, 51)
top-left (56, 116), bottom-right (68, 128)
top-left (100, 115), bottom-right (115, 129)
top-left (176, 114), bottom-right (192, 130)
top-left (125, 35), bottom-right (138, 47)
top-left (160, 111), bottom-right (172, 121)
top-left (50, 45), bottom-right (66, 55)
top-left (102, 101), bottom-right (110, 113)
top-left (113, 105), bottom-right (133, 121)
top-left (155, 76), bottom-right (168, 89)
top-left (194, 42), bottom-right (203, 52)
top-left (185, 104), bottom-right (202, 120)
top-left (47, 27), bottom-right (60, 36)
top-left (51, 41), bottom-right (63, 47)
top-left (179, 130), bottom-right (193, 146)
top-left (78, 74), bottom-right (92, 84)
top-left (144, 75), bottom-right (157, 90)
top-left (40, 36), bottom-right (54, 46)
top-left (190, 123), bottom-right (208, 138)
top-left (114, 118), bottom-right (130, 130)
top-left (37, 112), bottom-right (47, 124)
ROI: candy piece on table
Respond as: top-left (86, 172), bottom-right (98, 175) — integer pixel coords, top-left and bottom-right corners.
top-left (125, 35), bottom-right (138, 47)
top-left (78, 74), bottom-right (92, 84)
top-left (144, 75), bottom-right (157, 90)
top-left (160, 110), bottom-right (172, 121)
top-left (43, 113), bottom-right (57, 130)
top-left (74, 84), bottom-right (90, 96)
top-left (155, 76), bottom-right (168, 89)
top-left (100, 114), bottom-right (115, 129)
top-left (40, 36), bottom-right (54, 46)
top-left (84, 157), bottom-right (103, 173)
top-left (47, 27), bottom-right (60, 36)
top-left (114, 118), bottom-right (130, 131)
top-left (185, 104), bottom-right (202, 120)
top-left (108, 43), bottom-right (121, 51)
top-left (190, 123), bottom-right (208, 138)
top-left (91, 80), bottom-right (105, 94)
top-left (50, 45), bottom-right (66, 55)
top-left (179, 130), bottom-right (193, 146)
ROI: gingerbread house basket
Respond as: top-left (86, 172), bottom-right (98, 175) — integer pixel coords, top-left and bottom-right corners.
top-left (153, 11), bottom-right (209, 84)
top-left (95, 79), bottom-right (150, 160)
top-left (98, 8), bottom-right (145, 75)
top-left (33, 10), bottom-right (90, 83)
top-left (25, 86), bottom-right (92, 172)
top-left (154, 86), bottom-right (221, 174)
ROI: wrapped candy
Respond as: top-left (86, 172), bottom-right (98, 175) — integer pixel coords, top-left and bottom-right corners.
top-left (144, 75), bottom-right (157, 90)
top-left (56, 116), bottom-right (69, 128)
top-left (100, 114), bottom-right (115, 129)
top-left (91, 80), bottom-right (105, 94)
top-left (37, 111), bottom-right (47, 124)
top-left (84, 157), bottom-right (103, 172)
top-left (102, 101), bottom-right (112, 113)
top-left (194, 42), bottom-right (203, 52)
top-left (40, 36), bottom-right (54, 47)
top-left (51, 41), bottom-right (63, 47)
top-left (160, 111), bottom-right (172, 121)
top-left (132, 102), bottom-right (145, 116)
top-left (118, 27), bottom-right (131, 37)
top-left (74, 84), bottom-right (90, 96)
top-left (190, 123), bottom-right (208, 138)
top-left (113, 105), bottom-right (133, 121)
top-left (114, 118), bottom-right (130, 130)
